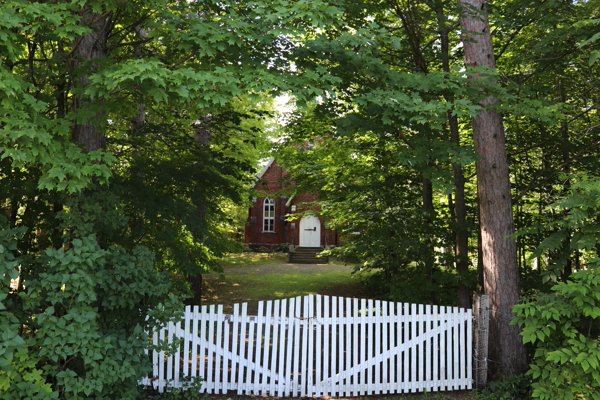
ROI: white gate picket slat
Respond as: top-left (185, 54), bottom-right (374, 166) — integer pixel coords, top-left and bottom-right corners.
top-left (330, 296), bottom-right (337, 397)
top-left (441, 305), bottom-right (447, 391)
top-left (190, 306), bottom-right (199, 379)
top-left (389, 302), bottom-right (395, 394)
top-left (375, 300), bottom-right (381, 395)
top-left (342, 297), bottom-right (348, 396)
top-left (446, 307), bottom-right (456, 390)
top-left (295, 295), bottom-right (302, 397)
top-left (278, 299), bottom-right (287, 397)
top-left (467, 308), bottom-right (473, 389)
top-left (237, 303), bottom-right (247, 395)
top-left (307, 295), bottom-right (315, 397)
top-left (316, 295), bottom-right (323, 397)
top-left (352, 298), bottom-right (358, 396)
top-left (247, 303), bottom-right (257, 394)
top-left (321, 296), bottom-right (330, 396)
top-left (174, 320), bottom-right (181, 386)
top-left (286, 297), bottom-right (297, 397)
top-left (444, 305), bottom-right (450, 391)
top-left (382, 301), bottom-right (388, 394)
top-left (152, 328), bottom-right (158, 390)
top-left (432, 304), bottom-right (439, 392)
top-left (216, 305), bottom-right (225, 393)
top-left (199, 305), bottom-right (208, 387)
top-left (419, 305), bottom-right (430, 392)
top-left (455, 306), bottom-right (460, 390)
top-left (425, 304), bottom-right (430, 392)
top-left (206, 305), bottom-right (215, 393)
top-left (261, 300), bottom-right (272, 395)
top-left (231, 304), bottom-right (239, 392)
top-left (410, 303), bottom-right (416, 393)
top-left (458, 307), bottom-right (467, 389)
top-left (166, 322), bottom-right (173, 385)
top-left (183, 306), bottom-right (190, 378)
top-left (167, 321), bottom-right (174, 386)
top-left (336, 297), bottom-right (342, 396)
top-left (285, 298), bottom-right (294, 397)
top-left (301, 295), bottom-right (310, 397)
top-left (454, 307), bottom-right (459, 390)
top-left (417, 303), bottom-right (423, 392)
top-left (403, 302), bottom-right (409, 393)
top-left (360, 298), bottom-right (366, 396)
top-left (363, 299), bottom-right (374, 394)
top-left (451, 306), bottom-right (457, 390)
top-left (254, 301), bottom-right (264, 395)
top-left (159, 327), bottom-right (165, 392)
top-left (270, 300), bottom-right (279, 396)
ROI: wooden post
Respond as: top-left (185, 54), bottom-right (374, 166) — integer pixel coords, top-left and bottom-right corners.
top-left (472, 294), bottom-right (489, 389)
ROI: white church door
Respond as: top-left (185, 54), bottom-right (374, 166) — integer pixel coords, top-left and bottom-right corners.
top-left (299, 216), bottom-right (321, 247)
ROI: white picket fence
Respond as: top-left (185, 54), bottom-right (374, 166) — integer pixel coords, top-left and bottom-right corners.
top-left (140, 294), bottom-right (472, 396)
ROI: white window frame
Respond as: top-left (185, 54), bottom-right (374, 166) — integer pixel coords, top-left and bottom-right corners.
top-left (263, 197), bottom-right (275, 232)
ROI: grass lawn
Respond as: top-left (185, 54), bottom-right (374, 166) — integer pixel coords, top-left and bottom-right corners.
top-left (216, 251), bottom-right (289, 267)
top-left (202, 252), bottom-right (366, 314)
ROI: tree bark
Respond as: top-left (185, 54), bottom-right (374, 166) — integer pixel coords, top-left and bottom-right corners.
top-left (72, 8), bottom-right (110, 152)
top-left (458, 0), bottom-right (528, 378)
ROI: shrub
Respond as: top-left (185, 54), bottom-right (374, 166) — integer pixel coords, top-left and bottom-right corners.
top-left (1, 218), bottom-right (182, 399)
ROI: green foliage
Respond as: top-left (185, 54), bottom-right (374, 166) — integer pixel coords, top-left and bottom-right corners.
top-left (0, 219), bottom-right (53, 398)
top-left (513, 175), bottom-right (600, 400)
top-left (277, 105), bottom-right (477, 304)
top-left (1, 0), bottom-right (345, 397)
top-left (363, 264), bottom-right (476, 306)
top-left (517, 175), bottom-right (600, 283)
top-left (1, 224), bottom-right (181, 399)
top-left (477, 374), bottom-right (532, 400)
top-left (513, 267), bottom-right (600, 400)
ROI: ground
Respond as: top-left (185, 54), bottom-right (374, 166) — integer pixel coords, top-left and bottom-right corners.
top-left (202, 255), bottom-right (367, 314)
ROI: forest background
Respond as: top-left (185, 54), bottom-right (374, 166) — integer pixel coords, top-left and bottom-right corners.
top-left (0, 0), bottom-right (598, 399)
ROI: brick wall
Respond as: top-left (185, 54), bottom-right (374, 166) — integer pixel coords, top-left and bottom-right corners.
top-left (244, 160), bottom-right (338, 250)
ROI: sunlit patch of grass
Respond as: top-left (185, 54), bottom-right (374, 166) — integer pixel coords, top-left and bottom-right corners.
top-left (202, 263), bottom-right (371, 314)
top-left (217, 252), bottom-right (288, 267)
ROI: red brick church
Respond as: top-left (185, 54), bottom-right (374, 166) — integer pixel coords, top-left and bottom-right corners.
top-left (244, 159), bottom-right (338, 252)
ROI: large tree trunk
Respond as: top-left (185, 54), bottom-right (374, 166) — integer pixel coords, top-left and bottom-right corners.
top-left (70, 8), bottom-right (110, 245)
top-left (458, 0), bottom-right (528, 378)
top-left (437, 6), bottom-right (470, 309)
top-left (72, 8), bottom-right (110, 152)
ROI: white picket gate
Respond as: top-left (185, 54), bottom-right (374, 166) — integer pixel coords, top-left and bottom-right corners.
top-left (140, 294), bottom-right (472, 396)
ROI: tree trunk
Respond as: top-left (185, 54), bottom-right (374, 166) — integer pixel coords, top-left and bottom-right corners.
top-left (72, 8), bottom-right (109, 152)
top-left (458, 0), bottom-right (528, 378)
top-left (423, 175), bottom-right (436, 304)
top-left (437, 6), bottom-right (470, 309)
top-left (186, 113), bottom-right (212, 306)
top-left (559, 80), bottom-right (572, 280)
